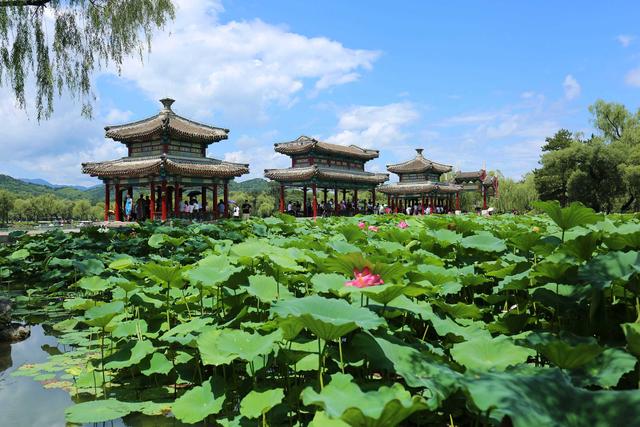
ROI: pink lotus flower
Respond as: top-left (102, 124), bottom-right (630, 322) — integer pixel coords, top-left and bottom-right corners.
top-left (368, 225), bottom-right (379, 232)
top-left (345, 267), bottom-right (384, 288)
top-left (398, 220), bottom-right (409, 229)
top-left (358, 221), bottom-right (366, 229)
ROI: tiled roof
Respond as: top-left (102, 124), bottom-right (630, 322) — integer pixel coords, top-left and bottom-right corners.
top-left (264, 165), bottom-right (388, 184)
top-left (378, 181), bottom-right (463, 195)
top-left (387, 149), bottom-right (452, 174)
top-left (82, 154), bottom-right (249, 178)
top-left (104, 98), bottom-right (229, 144)
top-left (454, 170), bottom-right (487, 182)
top-left (274, 136), bottom-right (380, 160)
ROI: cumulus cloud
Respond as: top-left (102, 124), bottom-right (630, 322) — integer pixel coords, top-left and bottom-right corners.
top-left (617, 34), bottom-right (634, 47)
top-left (625, 67), bottom-right (640, 87)
top-left (563, 74), bottom-right (581, 100)
top-left (326, 103), bottom-right (419, 150)
top-left (117, 0), bottom-right (380, 122)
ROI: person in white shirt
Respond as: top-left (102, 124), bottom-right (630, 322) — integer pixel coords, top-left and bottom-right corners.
top-left (233, 205), bottom-right (240, 219)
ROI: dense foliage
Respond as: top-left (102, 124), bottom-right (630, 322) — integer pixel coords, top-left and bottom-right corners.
top-left (2, 206), bottom-right (640, 426)
top-left (0, 0), bottom-right (175, 119)
top-left (535, 100), bottom-right (640, 212)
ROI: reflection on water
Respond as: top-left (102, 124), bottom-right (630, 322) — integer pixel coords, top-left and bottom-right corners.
top-left (0, 325), bottom-right (192, 427)
top-left (0, 325), bottom-right (74, 427)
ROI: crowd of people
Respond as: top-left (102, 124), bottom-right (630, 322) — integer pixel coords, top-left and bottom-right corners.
top-left (284, 199), bottom-right (456, 217)
top-left (119, 194), bottom-right (253, 222)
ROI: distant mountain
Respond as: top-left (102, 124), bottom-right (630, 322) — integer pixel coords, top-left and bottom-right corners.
top-left (229, 178), bottom-right (271, 193)
top-left (19, 177), bottom-right (96, 191)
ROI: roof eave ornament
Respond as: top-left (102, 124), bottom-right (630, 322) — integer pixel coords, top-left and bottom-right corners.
top-left (415, 148), bottom-right (424, 158)
top-left (160, 98), bottom-right (175, 111)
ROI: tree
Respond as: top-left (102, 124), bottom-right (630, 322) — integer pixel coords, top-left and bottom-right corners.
top-left (72, 199), bottom-right (91, 220)
top-left (494, 173), bottom-right (538, 213)
top-left (534, 140), bottom-right (580, 207)
top-left (0, 189), bottom-right (14, 225)
top-left (541, 128), bottom-right (573, 152)
top-left (0, 0), bottom-right (175, 119)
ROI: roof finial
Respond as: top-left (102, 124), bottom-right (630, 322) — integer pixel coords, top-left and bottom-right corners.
top-left (160, 98), bottom-right (175, 111)
top-left (416, 148), bottom-right (424, 157)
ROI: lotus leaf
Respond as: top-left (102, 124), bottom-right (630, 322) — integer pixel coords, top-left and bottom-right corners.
top-left (239, 388), bottom-right (284, 419)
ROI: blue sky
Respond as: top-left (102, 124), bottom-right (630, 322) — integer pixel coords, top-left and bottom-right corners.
top-left (1, 0), bottom-right (639, 186)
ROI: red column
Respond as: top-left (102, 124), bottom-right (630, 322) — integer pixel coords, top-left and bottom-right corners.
top-left (431, 195), bottom-right (435, 212)
top-left (161, 181), bottom-right (167, 221)
top-left (279, 185), bottom-right (285, 213)
top-left (150, 182), bottom-right (156, 220)
top-left (354, 189), bottom-right (358, 214)
top-left (104, 183), bottom-right (110, 221)
top-left (312, 184), bottom-right (318, 219)
top-left (115, 183), bottom-right (122, 221)
top-left (387, 195), bottom-right (391, 209)
top-left (334, 188), bottom-right (338, 215)
top-left (213, 184), bottom-right (218, 219)
top-left (201, 186), bottom-right (207, 215)
top-left (483, 187), bottom-right (487, 210)
top-left (174, 182), bottom-right (180, 217)
top-left (223, 181), bottom-right (229, 218)
top-left (303, 187), bottom-right (307, 217)
top-left (456, 192), bottom-right (460, 211)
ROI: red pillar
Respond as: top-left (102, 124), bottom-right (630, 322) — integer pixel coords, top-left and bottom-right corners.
top-left (303, 187), bottom-right (307, 217)
top-left (150, 182), bottom-right (156, 220)
top-left (201, 186), bottom-right (207, 215)
top-left (174, 183), bottom-right (181, 217)
top-left (431, 195), bottom-right (435, 212)
top-left (115, 183), bottom-right (122, 221)
top-left (354, 189), bottom-right (358, 214)
top-left (223, 181), bottom-right (229, 218)
top-left (279, 184), bottom-right (285, 213)
top-left (161, 181), bottom-right (168, 221)
top-left (213, 184), bottom-right (219, 219)
top-left (104, 183), bottom-right (110, 221)
top-left (456, 192), bottom-right (460, 211)
top-left (483, 187), bottom-right (487, 210)
top-left (421, 194), bottom-right (426, 214)
top-left (387, 194), bottom-right (391, 210)
top-left (312, 184), bottom-right (318, 219)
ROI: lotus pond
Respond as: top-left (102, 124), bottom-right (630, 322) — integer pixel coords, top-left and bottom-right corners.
top-left (2, 202), bottom-right (640, 426)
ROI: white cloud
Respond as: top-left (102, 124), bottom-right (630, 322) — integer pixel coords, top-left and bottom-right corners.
top-left (116, 0), bottom-right (380, 122)
top-left (326, 102), bottom-right (419, 150)
top-left (617, 34), bottom-right (634, 47)
top-left (625, 67), bottom-right (640, 87)
top-left (563, 74), bottom-right (581, 100)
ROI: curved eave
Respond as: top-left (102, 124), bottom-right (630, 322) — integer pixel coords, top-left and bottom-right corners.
top-left (378, 182), bottom-right (463, 195)
top-left (264, 166), bottom-right (388, 184)
top-left (105, 114), bottom-right (229, 144)
top-left (273, 136), bottom-right (379, 160)
top-left (165, 160), bottom-right (249, 178)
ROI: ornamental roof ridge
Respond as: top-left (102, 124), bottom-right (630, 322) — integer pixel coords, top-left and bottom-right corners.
top-left (273, 135), bottom-right (380, 160)
top-left (386, 148), bottom-right (453, 174)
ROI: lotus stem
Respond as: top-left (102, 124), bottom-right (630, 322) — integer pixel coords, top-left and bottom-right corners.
top-left (338, 338), bottom-right (345, 373)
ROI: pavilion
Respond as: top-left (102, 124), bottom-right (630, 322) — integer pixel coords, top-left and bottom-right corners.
top-left (454, 169), bottom-right (499, 210)
top-left (378, 149), bottom-right (463, 212)
top-left (82, 98), bottom-right (249, 221)
top-left (264, 136), bottom-right (389, 217)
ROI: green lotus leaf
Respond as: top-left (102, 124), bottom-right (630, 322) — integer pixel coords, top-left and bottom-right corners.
top-left (246, 274), bottom-right (292, 302)
top-left (104, 339), bottom-right (155, 370)
top-left (83, 301), bottom-right (124, 328)
top-left (109, 255), bottom-right (137, 270)
top-left (112, 319), bottom-right (148, 338)
top-left (141, 352), bottom-right (173, 376)
top-left (230, 240), bottom-right (272, 258)
top-left (141, 262), bottom-right (185, 288)
top-left (621, 323), bottom-right (640, 357)
top-left (172, 379), bottom-right (225, 424)
top-left (309, 411), bottom-right (351, 427)
top-left (450, 335), bottom-right (535, 371)
top-left (311, 273), bottom-right (351, 295)
top-left (8, 248), bottom-right (29, 261)
top-left (347, 284), bottom-right (407, 305)
top-left (148, 233), bottom-right (185, 248)
top-left (463, 368), bottom-right (640, 427)
top-left (73, 258), bottom-right (105, 275)
top-left (197, 328), bottom-right (282, 366)
top-left (239, 388), bottom-right (284, 419)
top-left (65, 399), bottom-right (135, 423)
top-left (460, 233), bottom-right (507, 252)
top-left (536, 340), bottom-right (604, 369)
top-left (571, 348), bottom-right (636, 388)
top-left (63, 297), bottom-right (95, 311)
top-left (436, 302), bottom-right (483, 320)
top-left (76, 276), bottom-right (110, 292)
top-left (301, 373), bottom-right (428, 427)
top-left (270, 295), bottom-right (384, 341)
top-left (429, 229), bottom-right (462, 246)
top-left (184, 255), bottom-right (241, 290)
top-left (328, 240), bottom-right (362, 254)
top-left (580, 251), bottom-right (640, 289)
top-left (534, 201), bottom-right (601, 234)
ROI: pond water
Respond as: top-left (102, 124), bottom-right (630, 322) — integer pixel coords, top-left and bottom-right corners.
top-left (0, 325), bottom-right (191, 427)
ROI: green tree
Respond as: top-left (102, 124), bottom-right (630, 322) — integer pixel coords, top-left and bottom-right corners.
top-left (0, 189), bottom-right (14, 225)
top-left (72, 199), bottom-right (91, 220)
top-left (494, 173), bottom-right (538, 213)
top-left (541, 128), bottom-right (573, 152)
top-left (0, 0), bottom-right (175, 119)
top-left (534, 132), bottom-right (581, 206)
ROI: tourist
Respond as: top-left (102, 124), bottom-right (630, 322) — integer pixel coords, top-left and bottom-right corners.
top-left (136, 194), bottom-right (145, 220)
top-left (144, 196), bottom-right (151, 219)
top-left (124, 194), bottom-right (133, 221)
top-left (232, 204), bottom-right (240, 219)
top-left (217, 199), bottom-right (225, 218)
top-left (241, 200), bottom-right (252, 220)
